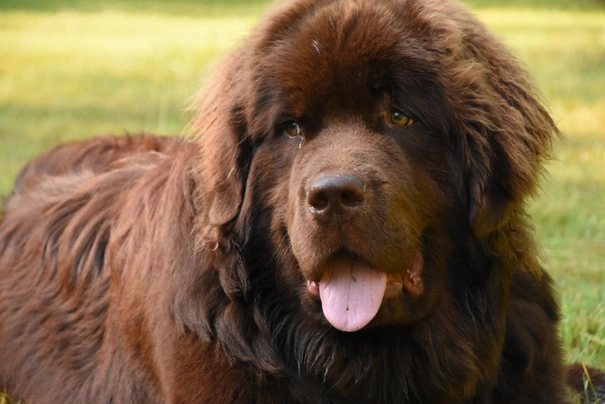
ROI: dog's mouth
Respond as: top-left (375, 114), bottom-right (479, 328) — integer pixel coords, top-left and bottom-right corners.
top-left (306, 249), bottom-right (424, 332)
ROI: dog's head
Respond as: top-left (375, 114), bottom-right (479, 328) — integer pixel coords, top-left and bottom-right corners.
top-left (192, 0), bottom-right (557, 332)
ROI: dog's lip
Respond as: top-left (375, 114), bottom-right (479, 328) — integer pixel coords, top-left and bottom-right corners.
top-left (307, 279), bottom-right (320, 299)
top-left (305, 248), bottom-right (425, 301)
top-left (384, 249), bottom-right (424, 299)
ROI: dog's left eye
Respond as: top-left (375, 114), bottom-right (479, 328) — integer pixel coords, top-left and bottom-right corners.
top-left (390, 110), bottom-right (414, 127)
top-left (284, 121), bottom-right (302, 137)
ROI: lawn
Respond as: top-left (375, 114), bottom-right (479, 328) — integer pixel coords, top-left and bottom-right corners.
top-left (1, 0), bottom-right (604, 372)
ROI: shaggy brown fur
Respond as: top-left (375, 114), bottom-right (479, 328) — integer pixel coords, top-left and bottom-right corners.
top-left (12, 133), bottom-right (181, 193)
top-left (0, 0), bottom-right (602, 402)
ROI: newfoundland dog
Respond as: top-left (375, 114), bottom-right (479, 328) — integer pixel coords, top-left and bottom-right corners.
top-left (0, 0), bottom-right (601, 402)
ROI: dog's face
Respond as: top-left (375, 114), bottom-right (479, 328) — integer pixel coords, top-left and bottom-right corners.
top-left (237, 1), bottom-right (461, 332)
top-left (195, 0), bottom-right (556, 333)
top-left (282, 116), bottom-right (452, 331)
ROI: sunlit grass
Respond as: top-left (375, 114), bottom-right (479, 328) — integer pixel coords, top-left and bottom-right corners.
top-left (0, 0), bottom-right (270, 16)
top-left (0, 0), bottom-right (603, 371)
top-left (0, 11), bottom-right (259, 192)
top-left (481, 10), bottom-right (605, 138)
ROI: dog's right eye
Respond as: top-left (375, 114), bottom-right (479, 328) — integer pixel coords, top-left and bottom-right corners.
top-left (283, 121), bottom-right (302, 138)
top-left (390, 110), bottom-right (414, 127)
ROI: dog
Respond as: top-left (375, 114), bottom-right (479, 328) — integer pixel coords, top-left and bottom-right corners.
top-left (1, 0), bottom-right (603, 402)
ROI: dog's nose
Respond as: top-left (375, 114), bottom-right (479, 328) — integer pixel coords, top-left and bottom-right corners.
top-left (307, 174), bottom-right (366, 221)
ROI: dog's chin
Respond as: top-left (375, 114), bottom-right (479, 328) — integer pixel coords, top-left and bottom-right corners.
top-left (303, 247), bottom-right (426, 332)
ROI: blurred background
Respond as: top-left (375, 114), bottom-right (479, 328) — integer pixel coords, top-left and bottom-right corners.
top-left (0, 0), bottom-right (603, 368)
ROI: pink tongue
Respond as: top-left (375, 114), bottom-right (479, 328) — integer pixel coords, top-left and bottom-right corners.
top-left (319, 256), bottom-right (387, 332)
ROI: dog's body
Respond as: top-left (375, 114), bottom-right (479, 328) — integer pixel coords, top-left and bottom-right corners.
top-left (0, 0), bottom-right (602, 402)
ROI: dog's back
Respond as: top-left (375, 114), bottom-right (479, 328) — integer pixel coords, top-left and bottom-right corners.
top-left (0, 134), bottom-right (195, 403)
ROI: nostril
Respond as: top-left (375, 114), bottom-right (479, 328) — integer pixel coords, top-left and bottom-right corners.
top-left (307, 174), bottom-right (367, 220)
top-left (308, 190), bottom-right (330, 212)
top-left (341, 188), bottom-right (365, 208)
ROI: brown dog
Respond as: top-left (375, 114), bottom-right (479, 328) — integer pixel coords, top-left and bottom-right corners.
top-left (0, 0), bottom-right (602, 402)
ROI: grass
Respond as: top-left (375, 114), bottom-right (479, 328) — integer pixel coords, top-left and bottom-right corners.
top-left (0, 0), bottom-right (270, 16)
top-left (0, 392), bottom-right (10, 404)
top-left (0, 390), bottom-right (24, 404)
top-left (0, 0), bottom-right (603, 382)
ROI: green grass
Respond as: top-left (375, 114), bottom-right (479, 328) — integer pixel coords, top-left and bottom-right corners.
top-left (0, 392), bottom-right (10, 404)
top-left (0, 0), bottom-right (270, 16)
top-left (0, 9), bottom-right (261, 194)
top-left (0, 0), bottom-right (604, 375)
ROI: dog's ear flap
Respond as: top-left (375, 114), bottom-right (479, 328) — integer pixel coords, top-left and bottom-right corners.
top-left (199, 118), bottom-right (247, 227)
top-left (467, 134), bottom-right (523, 238)
top-left (465, 75), bottom-right (557, 238)
top-left (444, 18), bottom-right (559, 238)
top-left (192, 51), bottom-right (252, 238)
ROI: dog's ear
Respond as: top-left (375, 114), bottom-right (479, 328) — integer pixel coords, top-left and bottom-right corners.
top-left (192, 51), bottom-right (253, 241)
top-left (440, 11), bottom-right (558, 238)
